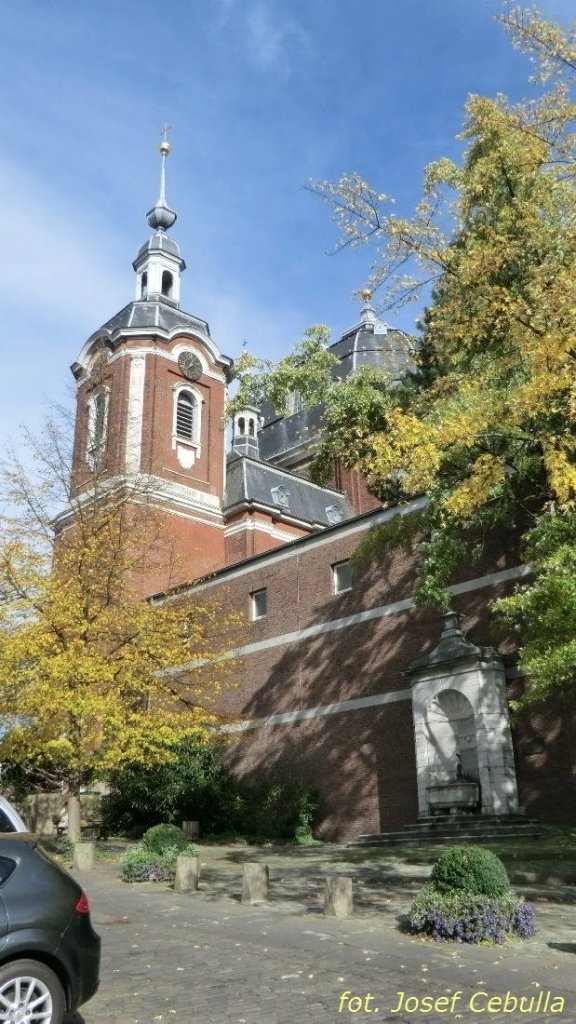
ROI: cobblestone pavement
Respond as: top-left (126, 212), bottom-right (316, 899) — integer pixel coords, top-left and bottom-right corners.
top-left (69, 847), bottom-right (576, 1024)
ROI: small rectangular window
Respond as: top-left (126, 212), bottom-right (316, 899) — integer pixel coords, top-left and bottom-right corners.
top-left (251, 588), bottom-right (267, 620)
top-left (332, 560), bottom-right (353, 594)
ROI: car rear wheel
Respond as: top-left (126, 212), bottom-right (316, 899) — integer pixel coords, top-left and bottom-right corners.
top-left (0, 959), bottom-right (65, 1024)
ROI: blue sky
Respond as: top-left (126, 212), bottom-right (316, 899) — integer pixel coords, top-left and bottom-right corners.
top-left (1, 0), bottom-right (573, 453)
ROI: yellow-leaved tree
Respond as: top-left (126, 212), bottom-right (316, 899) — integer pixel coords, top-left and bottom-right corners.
top-left (0, 417), bottom-right (238, 838)
top-left (233, 6), bottom-right (576, 706)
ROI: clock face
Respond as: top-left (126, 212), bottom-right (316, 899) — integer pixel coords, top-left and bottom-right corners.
top-left (178, 351), bottom-right (203, 381)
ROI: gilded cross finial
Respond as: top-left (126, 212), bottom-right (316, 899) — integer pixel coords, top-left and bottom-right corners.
top-left (159, 122), bottom-right (172, 155)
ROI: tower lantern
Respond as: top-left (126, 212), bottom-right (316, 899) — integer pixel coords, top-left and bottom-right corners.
top-left (132, 132), bottom-right (185, 304)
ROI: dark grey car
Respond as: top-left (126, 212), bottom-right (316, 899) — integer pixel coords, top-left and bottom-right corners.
top-left (0, 834), bottom-right (100, 1023)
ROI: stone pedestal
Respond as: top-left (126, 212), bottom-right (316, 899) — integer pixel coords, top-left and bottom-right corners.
top-left (324, 876), bottom-right (353, 917)
top-left (174, 855), bottom-right (200, 892)
top-left (73, 841), bottom-right (95, 871)
top-left (241, 862), bottom-right (269, 904)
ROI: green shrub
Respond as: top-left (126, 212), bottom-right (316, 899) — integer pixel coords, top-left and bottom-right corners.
top-left (104, 737), bottom-right (319, 843)
top-left (142, 824), bottom-right (188, 855)
top-left (121, 839), bottom-right (198, 883)
top-left (40, 834), bottom-right (75, 863)
top-left (406, 886), bottom-right (536, 943)
top-left (121, 845), bottom-right (161, 882)
top-left (430, 845), bottom-right (511, 897)
top-left (103, 737), bottom-right (236, 836)
top-left (226, 781), bottom-right (318, 843)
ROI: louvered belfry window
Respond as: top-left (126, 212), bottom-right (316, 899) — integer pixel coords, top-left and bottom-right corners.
top-left (176, 390), bottom-right (197, 442)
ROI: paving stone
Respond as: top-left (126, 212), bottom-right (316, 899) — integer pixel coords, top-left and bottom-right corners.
top-left (72, 849), bottom-right (576, 1024)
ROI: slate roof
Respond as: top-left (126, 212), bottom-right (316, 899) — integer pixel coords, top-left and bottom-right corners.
top-left (258, 404), bottom-right (325, 463)
top-left (99, 298), bottom-right (211, 339)
top-left (330, 322), bottom-right (418, 382)
top-left (133, 231), bottom-right (183, 264)
top-left (258, 318), bottom-right (418, 464)
top-left (225, 454), bottom-right (351, 528)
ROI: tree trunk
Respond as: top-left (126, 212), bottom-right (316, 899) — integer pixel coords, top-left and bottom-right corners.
top-left (67, 784), bottom-right (82, 842)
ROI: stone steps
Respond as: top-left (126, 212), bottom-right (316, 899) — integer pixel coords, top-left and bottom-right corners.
top-left (353, 814), bottom-right (544, 847)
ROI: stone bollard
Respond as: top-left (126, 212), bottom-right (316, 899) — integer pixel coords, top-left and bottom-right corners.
top-left (241, 862), bottom-right (269, 904)
top-left (174, 855), bottom-right (201, 892)
top-left (73, 841), bottom-right (95, 872)
top-left (324, 875), bottom-right (353, 917)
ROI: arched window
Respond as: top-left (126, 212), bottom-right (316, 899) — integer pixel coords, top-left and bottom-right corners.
top-left (176, 390), bottom-right (198, 442)
top-left (140, 272), bottom-right (148, 300)
top-left (161, 271), bottom-right (173, 298)
top-left (86, 388), bottom-right (109, 468)
top-left (93, 393), bottom-right (106, 449)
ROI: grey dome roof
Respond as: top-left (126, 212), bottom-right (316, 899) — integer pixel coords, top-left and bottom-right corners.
top-left (330, 323), bottom-right (418, 382)
top-left (134, 231), bottom-right (183, 265)
top-left (99, 298), bottom-right (210, 338)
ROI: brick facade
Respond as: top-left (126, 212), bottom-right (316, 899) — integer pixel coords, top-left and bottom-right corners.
top-left (66, 195), bottom-right (575, 840)
top-left (174, 508), bottom-right (576, 840)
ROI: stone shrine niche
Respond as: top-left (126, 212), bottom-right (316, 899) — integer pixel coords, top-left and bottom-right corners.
top-left (425, 689), bottom-right (479, 783)
top-left (407, 613), bottom-right (520, 818)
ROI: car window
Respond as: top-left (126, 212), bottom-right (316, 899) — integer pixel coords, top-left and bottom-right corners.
top-left (0, 811), bottom-right (16, 833)
top-left (0, 857), bottom-right (15, 885)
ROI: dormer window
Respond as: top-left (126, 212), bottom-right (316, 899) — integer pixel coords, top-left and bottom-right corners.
top-left (161, 271), bottom-right (173, 297)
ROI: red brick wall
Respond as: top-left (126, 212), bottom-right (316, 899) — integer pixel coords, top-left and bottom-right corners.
top-left (70, 333), bottom-right (230, 593)
top-left (509, 694), bottom-right (576, 823)
top-left (330, 463), bottom-right (382, 516)
top-left (183, 524), bottom-right (576, 839)
top-left (224, 511), bottom-right (311, 565)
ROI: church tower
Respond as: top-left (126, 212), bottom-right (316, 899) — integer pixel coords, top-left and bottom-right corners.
top-left (67, 138), bottom-right (232, 596)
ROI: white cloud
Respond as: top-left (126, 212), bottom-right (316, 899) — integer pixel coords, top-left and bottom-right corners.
top-left (244, 3), bottom-right (309, 72)
top-left (245, 3), bottom-right (286, 68)
top-left (207, 0), bottom-right (309, 73)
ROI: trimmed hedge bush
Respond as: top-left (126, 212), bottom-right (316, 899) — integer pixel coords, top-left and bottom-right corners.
top-left (430, 845), bottom-right (511, 897)
top-left (142, 824), bottom-right (188, 856)
top-left (405, 845), bottom-right (536, 944)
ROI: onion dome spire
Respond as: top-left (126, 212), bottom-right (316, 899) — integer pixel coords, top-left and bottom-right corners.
top-left (146, 125), bottom-right (177, 232)
top-left (133, 127), bottom-right (185, 305)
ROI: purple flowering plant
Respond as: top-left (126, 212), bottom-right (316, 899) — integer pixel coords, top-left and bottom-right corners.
top-left (405, 846), bottom-right (536, 944)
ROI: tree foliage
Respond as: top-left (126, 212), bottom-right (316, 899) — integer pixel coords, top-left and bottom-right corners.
top-left (233, 6), bottom-right (576, 704)
top-left (0, 417), bottom-right (238, 835)
top-left (229, 325), bottom-right (336, 418)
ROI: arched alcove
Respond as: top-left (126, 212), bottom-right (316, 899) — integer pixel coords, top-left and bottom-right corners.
top-left (425, 689), bottom-right (479, 782)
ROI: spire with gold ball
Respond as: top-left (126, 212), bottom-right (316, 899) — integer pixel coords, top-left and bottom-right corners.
top-left (133, 128), bottom-right (185, 305)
